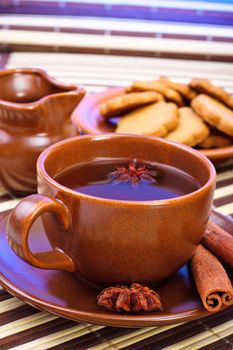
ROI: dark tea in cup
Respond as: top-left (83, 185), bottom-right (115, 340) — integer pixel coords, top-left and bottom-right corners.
top-left (55, 158), bottom-right (200, 201)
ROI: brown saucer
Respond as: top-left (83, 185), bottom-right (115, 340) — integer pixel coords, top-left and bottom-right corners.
top-left (0, 210), bottom-right (232, 328)
top-left (72, 88), bottom-right (233, 165)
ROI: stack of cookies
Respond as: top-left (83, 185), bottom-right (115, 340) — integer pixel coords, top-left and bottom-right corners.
top-left (99, 78), bottom-right (233, 149)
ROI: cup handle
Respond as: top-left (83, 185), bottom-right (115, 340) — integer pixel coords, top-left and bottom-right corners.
top-left (7, 194), bottom-right (76, 272)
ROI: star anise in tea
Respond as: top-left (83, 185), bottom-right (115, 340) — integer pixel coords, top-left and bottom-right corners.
top-left (108, 160), bottom-right (158, 188)
top-left (97, 283), bottom-right (163, 313)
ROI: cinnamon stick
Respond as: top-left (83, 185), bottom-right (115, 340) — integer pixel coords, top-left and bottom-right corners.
top-left (191, 244), bottom-right (233, 312)
top-left (202, 221), bottom-right (233, 267)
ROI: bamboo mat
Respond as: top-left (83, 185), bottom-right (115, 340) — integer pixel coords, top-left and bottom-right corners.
top-left (0, 52), bottom-right (233, 349)
top-left (1, 1), bottom-right (233, 61)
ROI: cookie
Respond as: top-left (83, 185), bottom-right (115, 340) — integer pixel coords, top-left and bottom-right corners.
top-left (198, 130), bottom-right (233, 149)
top-left (190, 79), bottom-right (233, 109)
top-left (191, 94), bottom-right (233, 137)
top-left (99, 91), bottom-right (163, 119)
top-left (126, 81), bottom-right (184, 107)
top-left (116, 101), bottom-right (178, 136)
top-left (159, 76), bottom-right (197, 100)
top-left (166, 107), bottom-right (209, 147)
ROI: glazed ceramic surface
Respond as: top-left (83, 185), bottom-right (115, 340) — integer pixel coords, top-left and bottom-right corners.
top-left (72, 88), bottom-right (233, 164)
top-left (1, 210), bottom-right (233, 327)
top-left (0, 68), bottom-right (85, 195)
top-left (7, 134), bottom-right (216, 287)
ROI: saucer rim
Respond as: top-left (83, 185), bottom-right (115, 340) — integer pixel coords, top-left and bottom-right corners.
top-left (0, 272), bottom-right (209, 328)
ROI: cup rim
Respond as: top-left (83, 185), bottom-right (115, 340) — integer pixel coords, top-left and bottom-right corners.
top-left (37, 134), bottom-right (216, 206)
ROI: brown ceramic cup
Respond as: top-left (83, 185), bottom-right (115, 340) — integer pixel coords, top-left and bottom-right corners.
top-left (7, 134), bottom-right (216, 287)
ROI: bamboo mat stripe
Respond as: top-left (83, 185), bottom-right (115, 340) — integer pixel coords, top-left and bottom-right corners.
top-left (2, 0), bottom-right (233, 28)
top-left (11, 325), bottom-right (105, 350)
top-left (0, 52), bottom-right (232, 350)
top-left (0, 15), bottom-right (232, 38)
top-left (0, 199), bottom-right (21, 213)
top-left (0, 15), bottom-right (232, 43)
top-left (0, 313), bottom-right (58, 338)
top-left (0, 307), bottom-right (40, 326)
top-left (162, 320), bottom-right (233, 350)
top-left (0, 299), bottom-right (26, 314)
top-left (1, 320), bottom-right (80, 349)
top-left (214, 195), bottom-right (233, 209)
top-left (4, 0), bottom-right (233, 12)
top-left (214, 184), bottom-right (233, 199)
top-left (2, 30), bottom-right (233, 60)
top-left (5, 54), bottom-right (233, 92)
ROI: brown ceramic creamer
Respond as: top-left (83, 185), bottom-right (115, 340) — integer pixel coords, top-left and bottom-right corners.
top-left (0, 68), bottom-right (85, 195)
top-left (7, 135), bottom-right (216, 288)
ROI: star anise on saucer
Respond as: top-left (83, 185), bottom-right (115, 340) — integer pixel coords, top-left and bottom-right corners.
top-left (108, 160), bottom-right (158, 188)
top-left (97, 283), bottom-right (163, 313)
